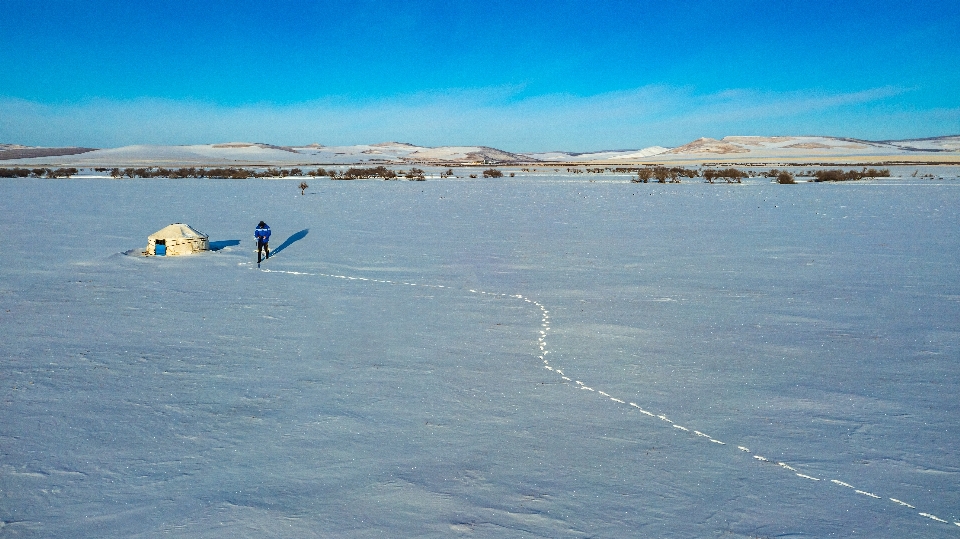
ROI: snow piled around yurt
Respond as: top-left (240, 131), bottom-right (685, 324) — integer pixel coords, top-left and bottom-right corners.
top-left (145, 223), bottom-right (209, 256)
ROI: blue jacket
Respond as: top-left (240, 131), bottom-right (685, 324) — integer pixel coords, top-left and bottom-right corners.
top-left (255, 224), bottom-right (271, 243)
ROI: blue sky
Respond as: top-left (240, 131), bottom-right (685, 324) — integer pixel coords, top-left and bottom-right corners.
top-left (2, 0), bottom-right (958, 150)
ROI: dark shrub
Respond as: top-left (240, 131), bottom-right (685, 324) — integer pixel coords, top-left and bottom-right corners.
top-left (704, 168), bottom-right (746, 183)
top-left (341, 166), bottom-right (397, 180)
top-left (0, 168), bottom-right (32, 178)
top-left (777, 171), bottom-right (796, 184)
top-left (813, 168), bottom-right (890, 182)
top-left (46, 167), bottom-right (78, 178)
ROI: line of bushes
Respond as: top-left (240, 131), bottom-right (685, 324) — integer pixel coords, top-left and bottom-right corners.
top-left (0, 166), bottom-right (441, 181)
top-left (703, 168), bottom-right (747, 183)
top-left (0, 167), bottom-right (78, 178)
top-left (335, 166), bottom-right (397, 180)
top-left (807, 168), bottom-right (891, 182)
top-left (632, 166), bottom-right (698, 183)
top-left (328, 166), bottom-right (425, 180)
top-left (3, 165), bottom-right (901, 184)
top-left (103, 166), bottom-right (419, 179)
top-left (104, 167), bottom-right (276, 178)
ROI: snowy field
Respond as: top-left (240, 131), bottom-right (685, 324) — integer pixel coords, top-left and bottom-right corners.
top-left (2, 173), bottom-right (960, 538)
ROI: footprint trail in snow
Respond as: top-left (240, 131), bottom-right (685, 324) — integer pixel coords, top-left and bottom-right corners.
top-left (256, 265), bottom-right (959, 530)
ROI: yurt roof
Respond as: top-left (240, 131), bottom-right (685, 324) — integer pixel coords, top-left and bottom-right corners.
top-left (148, 223), bottom-right (208, 241)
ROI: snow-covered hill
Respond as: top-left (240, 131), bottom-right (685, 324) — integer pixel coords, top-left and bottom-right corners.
top-left (521, 135), bottom-right (960, 163)
top-left (0, 144), bottom-right (97, 160)
top-left (878, 135), bottom-right (960, 152)
top-left (2, 135), bottom-right (958, 166)
top-left (0, 142), bottom-right (532, 166)
top-left (523, 146), bottom-right (670, 162)
top-left (656, 136), bottom-right (960, 161)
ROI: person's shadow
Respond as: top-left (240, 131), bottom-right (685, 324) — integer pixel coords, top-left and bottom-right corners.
top-left (271, 229), bottom-right (309, 257)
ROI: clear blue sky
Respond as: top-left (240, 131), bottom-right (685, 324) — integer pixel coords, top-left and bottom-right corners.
top-left (2, 0), bottom-right (958, 150)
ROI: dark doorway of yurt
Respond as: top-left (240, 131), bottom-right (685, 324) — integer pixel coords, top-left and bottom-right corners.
top-left (155, 240), bottom-right (166, 256)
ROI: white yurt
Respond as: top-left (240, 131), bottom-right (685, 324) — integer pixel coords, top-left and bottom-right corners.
top-left (145, 223), bottom-right (209, 256)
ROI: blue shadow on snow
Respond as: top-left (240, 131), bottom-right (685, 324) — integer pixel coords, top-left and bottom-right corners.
top-left (271, 229), bottom-right (309, 256)
top-left (209, 239), bottom-right (241, 251)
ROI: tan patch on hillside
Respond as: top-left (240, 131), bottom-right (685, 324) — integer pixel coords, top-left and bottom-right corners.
top-left (723, 136), bottom-right (794, 146)
top-left (666, 138), bottom-right (750, 154)
top-left (789, 142), bottom-right (869, 149)
top-left (784, 142), bottom-right (834, 149)
top-left (371, 142), bottom-right (419, 148)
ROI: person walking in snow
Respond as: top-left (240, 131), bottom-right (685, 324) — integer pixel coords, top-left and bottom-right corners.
top-left (255, 221), bottom-right (271, 264)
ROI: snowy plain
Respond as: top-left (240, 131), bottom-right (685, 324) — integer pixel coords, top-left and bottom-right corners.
top-left (2, 171), bottom-right (960, 538)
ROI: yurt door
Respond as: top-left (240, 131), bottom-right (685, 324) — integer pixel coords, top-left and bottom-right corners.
top-left (155, 240), bottom-right (166, 256)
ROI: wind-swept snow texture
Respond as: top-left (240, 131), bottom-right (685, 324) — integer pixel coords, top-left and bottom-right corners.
top-left (2, 175), bottom-right (960, 538)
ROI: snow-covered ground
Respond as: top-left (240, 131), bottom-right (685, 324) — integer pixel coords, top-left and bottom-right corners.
top-left (2, 173), bottom-right (960, 537)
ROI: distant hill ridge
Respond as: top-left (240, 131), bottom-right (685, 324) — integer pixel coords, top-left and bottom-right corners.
top-left (2, 135), bottom-right (958, 166)
top-left (0, 145), bottom-right (98, 161)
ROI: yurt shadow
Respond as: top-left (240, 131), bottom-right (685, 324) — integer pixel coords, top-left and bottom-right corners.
top-left (209, 240), bottom-right (241, 251)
